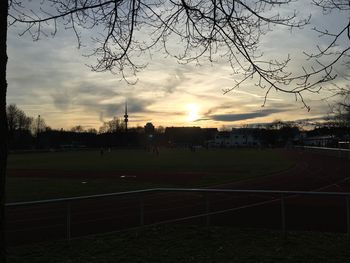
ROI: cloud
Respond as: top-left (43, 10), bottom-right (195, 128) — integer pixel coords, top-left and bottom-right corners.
top-left (210, 109), bottom-right (285, 122)
top-left (99, 112), bottom-right (104, 122)
top-left (98, 96), bottom-right (156, 122)
top-left (52, 89), bottom-right (72, 110)
top-left (7, 2), bottom-right (346, 130)
top-left (77, 83), bottom-right (119, 97)
top-left (162, 69), bottom-right (187, 94)
top-left (204, 103), bottom-right (238, 116)
top-left (136, 67), bottom-right (190, 97)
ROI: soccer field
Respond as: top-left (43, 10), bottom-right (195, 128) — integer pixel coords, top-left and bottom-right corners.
top-left (6, 148), bottom-right (293, 202)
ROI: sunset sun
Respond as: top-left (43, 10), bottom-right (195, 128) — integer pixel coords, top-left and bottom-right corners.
top-left (186, 103), bottom-right (199, 122)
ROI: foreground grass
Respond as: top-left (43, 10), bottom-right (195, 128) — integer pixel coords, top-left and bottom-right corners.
top-left (7, 225), bottom-right (350, 263)
top-left (6, 149), bottom-right (293, 202)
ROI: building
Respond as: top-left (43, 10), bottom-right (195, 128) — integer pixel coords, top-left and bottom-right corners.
top-left (210, 128), bottom-right (261, 147)
top-left (164, 127), bottom-right (218, 147)
top-left (302, 135), bottom-right (335, 147)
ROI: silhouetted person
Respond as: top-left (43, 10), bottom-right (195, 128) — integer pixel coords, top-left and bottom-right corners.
top-left (152, 145), bottom-right (159, 155)
top-left (100, 148), bottom-right (104, 157)
top-left (190, 145), bottom-right (195, 152)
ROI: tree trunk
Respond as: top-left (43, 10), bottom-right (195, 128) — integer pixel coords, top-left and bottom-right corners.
top-left (0, 0), bottom-right (8, 262)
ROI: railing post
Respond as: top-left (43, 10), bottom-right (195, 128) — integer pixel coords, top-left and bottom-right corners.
top-left (346, 196), bottom-right (350, 240)
top-left (66, 202), bottom-right (71, 241)
top-left (281, 194), bottom-right (286, 240)
top-left (139, 194), bottom-right (144, 226)
top-left (205, 192), bottom-right (210, 227)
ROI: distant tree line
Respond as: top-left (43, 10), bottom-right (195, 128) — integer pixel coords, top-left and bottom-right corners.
top-left (6, 104), bottom-right (350, 150)
top-left (6, 104), bottom-right (167, 150)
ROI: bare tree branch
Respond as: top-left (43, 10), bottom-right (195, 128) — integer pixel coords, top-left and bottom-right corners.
top-left (8, 0), bottom-right (348, 110)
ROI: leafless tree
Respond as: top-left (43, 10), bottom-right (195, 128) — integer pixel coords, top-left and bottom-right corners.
top-left (8, 0), bottom-right (317, 104)
top-left (6, 104), bottom-right (33, 134)
top-left (99, 117), bottom-right (125, 133)
top-left (329, 96), bottom-right (350, 127)
top-left (6, 104), bottom-right (22, 134)
top-left (32, 115), bottom-right (48, 135)
top-left (70, 125), bottom-right (85, 133)
top-left (310, 1), bottom-right (350, 98)
top-left (86, 128), bottom-right (98, 134)
top-left (308, 1), bottom-right (350, 126)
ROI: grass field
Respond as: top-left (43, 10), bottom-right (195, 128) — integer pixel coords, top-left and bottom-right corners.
top-left (7, 225), bottom-right (350, 263)
top-left (6, 148), bottom-right (293, 202)
top-left (7, 148), bottom-right (290, 173)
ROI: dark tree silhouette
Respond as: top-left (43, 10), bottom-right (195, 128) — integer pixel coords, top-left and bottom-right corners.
top-left (331, 99), bottom-right (350, 127)
top-left (6, 104), bottom-right (33, 134)
top-left (99, 117), bottom-right (125, 133)
top-left (309, 1), bottom-right (350, 100)
top-left (32, 115), bottom-right (48, 136)
top-left (310, 1), bottom-right (350, 126)
top-left (8, 0), bottom-right (316, 101)
top-left (0, 1), bottom-right (8, 261)
top-left (70, 125), bottom-right (85, 133)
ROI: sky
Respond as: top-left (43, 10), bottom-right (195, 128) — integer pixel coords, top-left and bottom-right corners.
top-left (6, 1), bottom-right (349, 130)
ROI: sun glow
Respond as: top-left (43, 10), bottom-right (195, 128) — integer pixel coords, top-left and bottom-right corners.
top-left (186, 103), bottom-right (199, 122)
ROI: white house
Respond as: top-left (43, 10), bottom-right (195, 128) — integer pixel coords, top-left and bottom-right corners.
top-left (210, 129), bottom-right (261, 147)
top-left (302, 135), bottom-right (334, 147)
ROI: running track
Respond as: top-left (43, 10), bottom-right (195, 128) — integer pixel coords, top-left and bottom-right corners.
top-left (5, 149), bottom-right (350, 245)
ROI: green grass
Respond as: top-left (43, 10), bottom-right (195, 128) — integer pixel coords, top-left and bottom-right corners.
top-left (7, 225), bottom-right (350, 263)
top-left (6, 149), bottom-right (293, 202)
top-left (7, 148), bottom-right (290, 173)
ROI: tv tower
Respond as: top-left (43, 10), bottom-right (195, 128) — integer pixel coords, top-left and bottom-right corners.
top-left (124, 100), bottom-right (128, 132)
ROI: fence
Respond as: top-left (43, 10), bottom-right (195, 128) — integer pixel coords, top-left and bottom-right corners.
top-left (5, 188), bottom-right (350, 244)
top-left (295, 146), bottom-right (350, 159)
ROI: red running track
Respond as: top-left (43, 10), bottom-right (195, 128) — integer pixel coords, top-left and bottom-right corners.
top-left (5, 149), bottom-right (350, 245)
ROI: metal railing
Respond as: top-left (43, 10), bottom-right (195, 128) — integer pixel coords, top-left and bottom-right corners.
top-left (5, 188), bottom-right (350, 241)
top-left (295, 146), bottom-right (350, 159)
